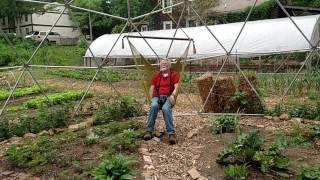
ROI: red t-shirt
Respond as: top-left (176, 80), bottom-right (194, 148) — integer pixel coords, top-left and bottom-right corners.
top-left (151, 70), bottom-right (180, 96)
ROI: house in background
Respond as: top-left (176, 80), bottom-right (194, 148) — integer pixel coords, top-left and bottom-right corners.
top-left (0, 4), bottom-right (80, 38)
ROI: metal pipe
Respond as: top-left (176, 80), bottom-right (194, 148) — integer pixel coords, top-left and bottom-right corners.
top-left (166, 4), bottom-right (186, 58)
top-left (123, 35), bottom-right (193, 41)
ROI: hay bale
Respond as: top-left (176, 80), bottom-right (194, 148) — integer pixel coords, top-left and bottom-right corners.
top-left (196, 74), bottom-right (216, 112)
top-left (196, 74), bottom-right (236, 113)
top-left (238, 76), bottom-right (264, 113)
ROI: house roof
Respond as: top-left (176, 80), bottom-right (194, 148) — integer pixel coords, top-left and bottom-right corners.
top-left (86, 15), bottom-right (320, 59)
top-left (211, 0), bottom-right (270, 13)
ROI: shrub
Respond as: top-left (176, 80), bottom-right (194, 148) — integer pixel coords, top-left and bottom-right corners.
top-left (0, 119), bottom-right (10, 140)
top-left (217, 130), bottom-right (264, 164)
top-left (94, 96), bottom-right (141, 125)
top-left (91, 154), bottom-right (136, 180)
top-left (297, 164), bottom-right (320, 180)
top-left (4, 136), bottom-right (55, 168)
top-left (84, 131), bottom-right (99, 145)
top-left (107, 128), bottom-right (142, 153)
top-left (93, 121), bottom-right (141, 137)
top-left (211, 115), bottom-right (240, 134)
top-left (224, 164), bottom-right (249, 180)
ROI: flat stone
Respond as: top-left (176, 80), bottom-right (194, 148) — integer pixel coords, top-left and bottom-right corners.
top-left (264, 116), bottom-right (273, 120)
top-left (139, 148), bottom-right (150, 156)
top-left (140, 144), bottom-right (148, 149)
top-left (152, 137), bottom-right (160, 142)
top-left (16, 172), bottom-right (31, 179)
top-left (143, 155), bottom-right (152, 164)
top-left (257, 125), bottom-right (265, 128)
top-left (143, 165), bottom-right (155, 170)
top-left (279, 114), bottom-right (290, 121)
top-left (188, 167), bottom-right (201, 179)
top-left (29, 177), bottom-right (41, 180)
top-left (23, 133), bottom-right (37, 138)
top-left (1, 171), bottom-right (14, 176)
top-left (48, 129), bottom-right (55, 136)
top-left (291, 118), bottom-right (303, 124)
top-left (266, 126), bottom-right (277, 131)
top-left (187, 129), bottom-right (198, 139)
top-left (198, 176), bottom-right (208, 180)
top-left (273, 116), bottom-right (280, 121)
top-left (38, 130), bottom-right (49, 136)
top-left (68, 119), bottom-right (94, 131)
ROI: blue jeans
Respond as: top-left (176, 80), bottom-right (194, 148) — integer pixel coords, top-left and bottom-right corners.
top-left (146, 97), bottom-right (175, 135)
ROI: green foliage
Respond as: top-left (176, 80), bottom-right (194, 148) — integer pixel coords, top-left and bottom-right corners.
top-left (224, 164), bottom-right (249, 180)
top-left (94, 120), bottom-right (141, 137)
top-left (84, 131), bottom-right (99, 145)
top-left (4, 136), bottom-right (56, 168)
top-left (21, 91), bottom-right (92, 109)
top-left (91, 154), bottom-right (135, 180)
top-left (210, 1), bottom-right (276, 24)
top-left (217, 130), bottom-right (264, 164)
top-left (268, 104), bottom-right (284, 117)
top-left (0, 35), bottom-right (85, 66)
top-left (107, 128), bottom-right (142, 152)
top-left (211, 115), bottom-right (240, 134)
top-left (297, 164), bottom-right (320, 180)
top-left (253, 138), bottom-right (290, 172)
top-left (94, 96), bottom-right (141, 125)
top-left (0, 105), bottom-right (70, 139)
top-left (289, 104), bottom-right (316, 119)
top-left (48, 69), bottom-right (140, 82)
top-left (230, 91), bottom-right (249, 110)
top-left (0, 85), bottom-right (44, 100)
top-left (217, 130), bottom-right (290, 174)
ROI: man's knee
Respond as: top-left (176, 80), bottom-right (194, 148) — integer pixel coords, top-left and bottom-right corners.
top-left (161, 105), bottom-right (171, 112)
top-left (151, 102), bottom-right (159, 110)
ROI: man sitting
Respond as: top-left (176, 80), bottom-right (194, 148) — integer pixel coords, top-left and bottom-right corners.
top-left (143, 58), bottom-right (180, 145)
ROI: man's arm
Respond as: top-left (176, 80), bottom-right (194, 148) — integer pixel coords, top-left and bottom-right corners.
top-left (149, 85), bottom-right (155, 100)
top-left (170, 83), bottom-right (179, 105)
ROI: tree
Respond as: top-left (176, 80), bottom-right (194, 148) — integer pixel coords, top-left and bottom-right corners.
top-left (71, 0), bottom-right (153, 37)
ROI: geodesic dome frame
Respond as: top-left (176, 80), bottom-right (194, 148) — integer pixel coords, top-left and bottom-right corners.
top-left (0, 0), bottom-right (320, 117)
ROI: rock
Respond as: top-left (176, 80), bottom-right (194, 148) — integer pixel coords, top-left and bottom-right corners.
top-left (38, 130), bottom-right (49, 136)
top-left (273, 116), bottom-right (280, 121)
top-left (1, 171), bottom-right (14, 176)
top-left (68, 119), bottom-right (94, 131)
top-left (55, 128), bottom-right (64, 133)
top-left (23, 133), bottom-right (37, 138)
top-left (187, 129), bottom-right (198, 139)
top-left (279, 114), bottom-right (290, 121)
top-left (9, 137), bottom-right (22, 143)
top-left (140, 144), bottom-right (148, 149)
top-left (154, 131), bottom-right (164, 138)
top-left (152, 137), bottom-right (161, 142)
top-left (257, 125), bottom-right (265, 128)
top-left (144, 165), bottom-right (155, 170)
top-left (16, 172), bottom-right (31, 179)
top-left (264, 116), bottom-right (273, 120)
top-left (198, 176), bottom-right (208, 180)
top-left (29, 177), bottom-right (41, 180)
top-left (291, 118), bottom-right (303, 124)
top-left (48, 129), bottom-right (55, 136)
top-left (187, 167), bottom-right (201, 179)
top-left (143, 155), bottom-right (152, 164)
top-left (139, 148), bottom-right (150, 156)
top-left (266, 126), bottom-right (277, 131)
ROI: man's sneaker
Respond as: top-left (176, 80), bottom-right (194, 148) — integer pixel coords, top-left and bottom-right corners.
top-left (143, 131), bottom-right (152, 141)
top-left (168, 134), bottom-right (176, 145)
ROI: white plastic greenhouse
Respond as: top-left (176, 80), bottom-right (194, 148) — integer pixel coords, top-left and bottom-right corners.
top-left (85, 15), bottom-right (320, 59)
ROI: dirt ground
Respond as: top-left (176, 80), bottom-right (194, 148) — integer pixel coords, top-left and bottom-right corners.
top-left (0, 76), bottom-right (320, 179)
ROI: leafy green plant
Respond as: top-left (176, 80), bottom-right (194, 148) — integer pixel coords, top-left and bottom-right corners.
top-left (0, 85), bottom-right (45, 100)
top-left (230, 91), bottom-right (249, 110)
top-left (253, 138), bottom-right (290, 172)
top-left (84, 131), bottom-right (99, 145)
top-left (224, 164), bottom-right (249, 180)
top-left (217, 130), bottom-right (264, 164)
top-left (91, 154), bottom-right (136, 180)
top-left (297, 164), bottom-right (320, 180)
top-left (107, 129), bottom-right (142, 153)
top-left (93, 121), bottom-right (141, 137)
top-left (289, 104), bottom-right (315, 119)
top-left (4, 136), bottom-right (56, 168)
top-left (268, 104), bottom-right (284, 116)
top-left (211, 115), bottom-right (240, 134)
top-left (94, 96), bottom-right (141, 125)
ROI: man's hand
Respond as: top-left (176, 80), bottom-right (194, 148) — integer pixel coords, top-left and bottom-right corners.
top-left (169, 94), bottom-right (176, 105)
